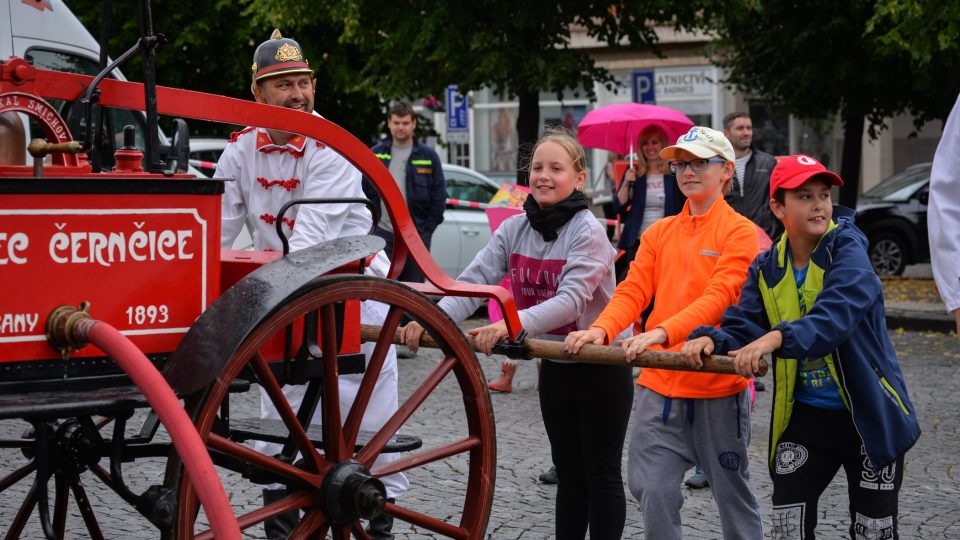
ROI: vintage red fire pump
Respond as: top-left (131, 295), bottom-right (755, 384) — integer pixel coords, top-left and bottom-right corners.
top-left (0, 3), bottom-right (757, 538)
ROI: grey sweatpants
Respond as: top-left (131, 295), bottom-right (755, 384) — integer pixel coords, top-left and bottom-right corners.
top-left (628, 385), bottom-right (763, 539)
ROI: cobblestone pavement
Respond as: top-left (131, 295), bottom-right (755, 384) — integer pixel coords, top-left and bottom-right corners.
top-left (0, 327), bottom-right (956, 538)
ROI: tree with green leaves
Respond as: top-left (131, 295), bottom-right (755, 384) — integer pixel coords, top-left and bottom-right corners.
top-left (705, 0), bottom-right (960, 207)
top-left (248, 0), bottom-right (715, 184)
top-left (866, 0), bottom-right (960, 125)
top-left (69, 0), bottom-right (385, 138)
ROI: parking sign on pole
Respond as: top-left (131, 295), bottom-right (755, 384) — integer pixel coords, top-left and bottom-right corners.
top-left (446, 85), bottom-right (469, 144)
top-left (632, 70), bottom-right (656, 104)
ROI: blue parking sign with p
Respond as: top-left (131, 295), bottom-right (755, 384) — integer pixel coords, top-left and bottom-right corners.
top-left (446, 85), bottom-right (468, 131)
top-left (632, 70), bottom-right (655, 104)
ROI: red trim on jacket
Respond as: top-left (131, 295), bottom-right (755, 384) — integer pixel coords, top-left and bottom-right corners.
top-left (256, 177), bottom-right (301, 191)
top-left (259, 213), bottom-right (296, 230)
top-left (256, 131), bottom-right (307, 157)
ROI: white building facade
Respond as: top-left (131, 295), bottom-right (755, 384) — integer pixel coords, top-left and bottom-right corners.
top-left (434, 26), bottom-right (943, 195)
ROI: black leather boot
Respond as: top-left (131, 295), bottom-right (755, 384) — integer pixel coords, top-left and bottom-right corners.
top-left (366, 497), bottom-right (395, 539)
top-left (263, 488), bottom-right (299, 539)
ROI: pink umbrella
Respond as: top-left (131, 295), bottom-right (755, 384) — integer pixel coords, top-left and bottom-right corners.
top-left (577, 103), bottom-right (695, 167)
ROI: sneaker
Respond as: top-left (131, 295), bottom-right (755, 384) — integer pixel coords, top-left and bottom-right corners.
top-left (538, 465), bottom-right (558, 484)
top-left (685, 467), bottom-right (709, 489)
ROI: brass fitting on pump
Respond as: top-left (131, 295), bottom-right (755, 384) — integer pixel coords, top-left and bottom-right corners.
top-left (45, 301), bottom-right (93, 357)
top-left (27, 138), bottom-right (82, 177)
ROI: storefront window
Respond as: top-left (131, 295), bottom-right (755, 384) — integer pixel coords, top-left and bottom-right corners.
top-left (449, 142), bottom-right (470, 168)
top-left (475, 105), bottom-right (593, 179)
top-left (652, 66), bottom-right (717, 129)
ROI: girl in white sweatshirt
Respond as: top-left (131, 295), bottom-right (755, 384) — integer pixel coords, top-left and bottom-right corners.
top-left (401, 128), bottom-right (632, 540)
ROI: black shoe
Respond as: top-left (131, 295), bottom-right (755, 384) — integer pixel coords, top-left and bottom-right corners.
top-left (538, 465), bottom-right (558, 484)
top-left (754, 380), bottom-right (766, 391)
top-left (263, 489), bottom-right (299, 540)
top-left (395, 345), bottom-right (418, 359)
top-left (367, 497), bottom-right (395, 539)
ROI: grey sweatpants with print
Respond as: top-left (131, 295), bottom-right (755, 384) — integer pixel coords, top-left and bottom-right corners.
top-left (628, 385), bottom-right (764, 539)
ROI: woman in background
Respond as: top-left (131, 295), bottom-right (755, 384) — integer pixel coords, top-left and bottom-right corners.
top-left (612, 125), bottom-right (685, 281)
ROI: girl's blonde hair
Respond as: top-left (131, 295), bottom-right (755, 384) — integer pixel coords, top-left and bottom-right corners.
top-left (636, 125), bottom-right (670, 176)
top-left (530, 126), bottom-right (587, 175)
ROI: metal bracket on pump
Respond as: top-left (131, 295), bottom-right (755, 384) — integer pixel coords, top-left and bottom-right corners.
top-left (26, 138), bottom-right (82, 177)
top-left (67, 0), bottom-right (168, 173)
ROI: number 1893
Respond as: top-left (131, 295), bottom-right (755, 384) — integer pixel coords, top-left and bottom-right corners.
top-left (125, 305), bottom-right (169, 325)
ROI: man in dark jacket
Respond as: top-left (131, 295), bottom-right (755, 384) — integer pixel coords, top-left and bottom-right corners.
top-left (364, 100), bottom-right (447, 283)
top-left (723, 112), bottom-right (781, 240)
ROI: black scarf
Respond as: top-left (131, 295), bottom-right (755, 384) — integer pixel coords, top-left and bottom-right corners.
top-left (523, 190), bottom-right (589, 242)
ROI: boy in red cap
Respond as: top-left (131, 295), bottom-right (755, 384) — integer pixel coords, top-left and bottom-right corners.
top-left (682, 155), bottom-right (920, 539)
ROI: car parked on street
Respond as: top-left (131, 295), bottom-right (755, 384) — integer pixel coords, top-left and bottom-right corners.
top-left (856, 162), bottom-right (930, 276)
top-left (188, 137), bottom-right (228, 178)
top-left (188, 137), bottom-right (502, 277)
top-left (433, 164), bottom-right (502, 278)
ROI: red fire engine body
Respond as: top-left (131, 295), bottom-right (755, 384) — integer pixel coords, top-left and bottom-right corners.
top-left (0, 55), bottom-right (513, 539)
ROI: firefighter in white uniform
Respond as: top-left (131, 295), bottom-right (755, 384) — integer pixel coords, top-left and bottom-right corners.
top-left (216, 29), bottom-right (407, 539)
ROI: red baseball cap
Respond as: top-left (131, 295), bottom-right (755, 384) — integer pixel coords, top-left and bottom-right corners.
top-left (769, 154), bottom-right (844, 197)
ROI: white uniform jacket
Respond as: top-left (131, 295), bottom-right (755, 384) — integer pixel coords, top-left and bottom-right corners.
top-left (930, 94), bottom-right (960, 314)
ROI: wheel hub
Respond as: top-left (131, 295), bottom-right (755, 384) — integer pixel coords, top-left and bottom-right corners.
top-left (318, 460), bottom-right (386, 524)
top-left (54, 420), bottom-right (93, 475)
top-left (20, 420), bottom-right (98, 476)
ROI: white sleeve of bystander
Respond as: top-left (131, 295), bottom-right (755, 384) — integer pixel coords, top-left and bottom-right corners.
top-left (929, 93), bottom-right (960, 320)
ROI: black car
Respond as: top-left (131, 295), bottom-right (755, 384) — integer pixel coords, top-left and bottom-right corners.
top-left (855, 163), bottom-right (930, 276)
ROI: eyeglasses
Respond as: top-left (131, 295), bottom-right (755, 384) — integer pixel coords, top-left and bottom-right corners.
top-left (668, 157), bottom-right (727, 174)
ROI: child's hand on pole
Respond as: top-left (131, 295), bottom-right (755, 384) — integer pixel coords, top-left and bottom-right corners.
top-left (679, 336), bottom-right (715, 369)
top-left (564, 327), bottom-right (607, 354)
top-left (467, 320), bottom-right (509, 356)
top-left (399, 321), bottom-right (425, 353)
top-left (620, 327), bottom-right (667, 361)
top-left (729, 330), bottom-right (782, 378)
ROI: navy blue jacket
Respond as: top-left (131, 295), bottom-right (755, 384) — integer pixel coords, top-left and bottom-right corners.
top-left (611, 171), bottom-right (685, 250)
top-left (691, 207), bottom-right (920, 470)
top-left (364, 139), bottom-right (447, 236)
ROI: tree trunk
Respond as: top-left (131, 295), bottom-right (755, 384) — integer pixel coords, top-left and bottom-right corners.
top-left (515, 89), bottom-right (540, 187)
top-left (838, 112), bottom-right (864, 209)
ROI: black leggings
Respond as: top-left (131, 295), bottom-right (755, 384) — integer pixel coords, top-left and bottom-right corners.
top-left (771, 402), bottom-right (904, 539)
top-left (539, 360), bottom-right (634, 540)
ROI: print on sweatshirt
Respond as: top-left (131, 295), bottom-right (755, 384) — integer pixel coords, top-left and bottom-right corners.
top-left (509, 253), bottom-right (575, 335)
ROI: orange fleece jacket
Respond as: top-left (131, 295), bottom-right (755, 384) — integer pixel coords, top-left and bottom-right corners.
top-left (592, 197), bottom-right (759, 398)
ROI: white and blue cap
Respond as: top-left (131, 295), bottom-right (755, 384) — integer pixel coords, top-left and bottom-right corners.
top-left (660, 126), bottom-right (736, 162)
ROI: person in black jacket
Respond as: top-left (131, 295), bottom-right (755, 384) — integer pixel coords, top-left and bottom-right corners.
top-left (723, 112), bottom-right (781, 240)
top-left (364, 100), bottom-right (448, 283)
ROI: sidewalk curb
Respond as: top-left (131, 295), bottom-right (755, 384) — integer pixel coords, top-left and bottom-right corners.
top-left (885, 309), bottom-right (956, 334)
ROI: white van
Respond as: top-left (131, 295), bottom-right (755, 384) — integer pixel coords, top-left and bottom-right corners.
top-left (1, 1), bottom-right (256, 247)
top-left (2, 0), bottom-right (174, 168)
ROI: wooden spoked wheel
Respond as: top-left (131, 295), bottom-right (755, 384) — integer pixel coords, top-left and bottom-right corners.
top-left (0, 416), bottom-right (117, 539)
top-left (166, 275), bottom-right (496, 539)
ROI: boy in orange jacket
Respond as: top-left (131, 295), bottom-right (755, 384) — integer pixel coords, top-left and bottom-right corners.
top-left (566, 126), bottom-right (763, 539)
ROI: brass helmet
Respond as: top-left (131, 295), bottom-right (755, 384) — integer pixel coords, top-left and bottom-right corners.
top-left (251, 29), bottom-right (312, 82)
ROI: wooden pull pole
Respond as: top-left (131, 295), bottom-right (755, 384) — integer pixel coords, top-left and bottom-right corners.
top-left (359, 325), bottom-right (768, 377)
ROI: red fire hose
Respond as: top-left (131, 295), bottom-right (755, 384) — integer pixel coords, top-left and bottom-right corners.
top-left (71, 318), bottom-right (241, 539)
